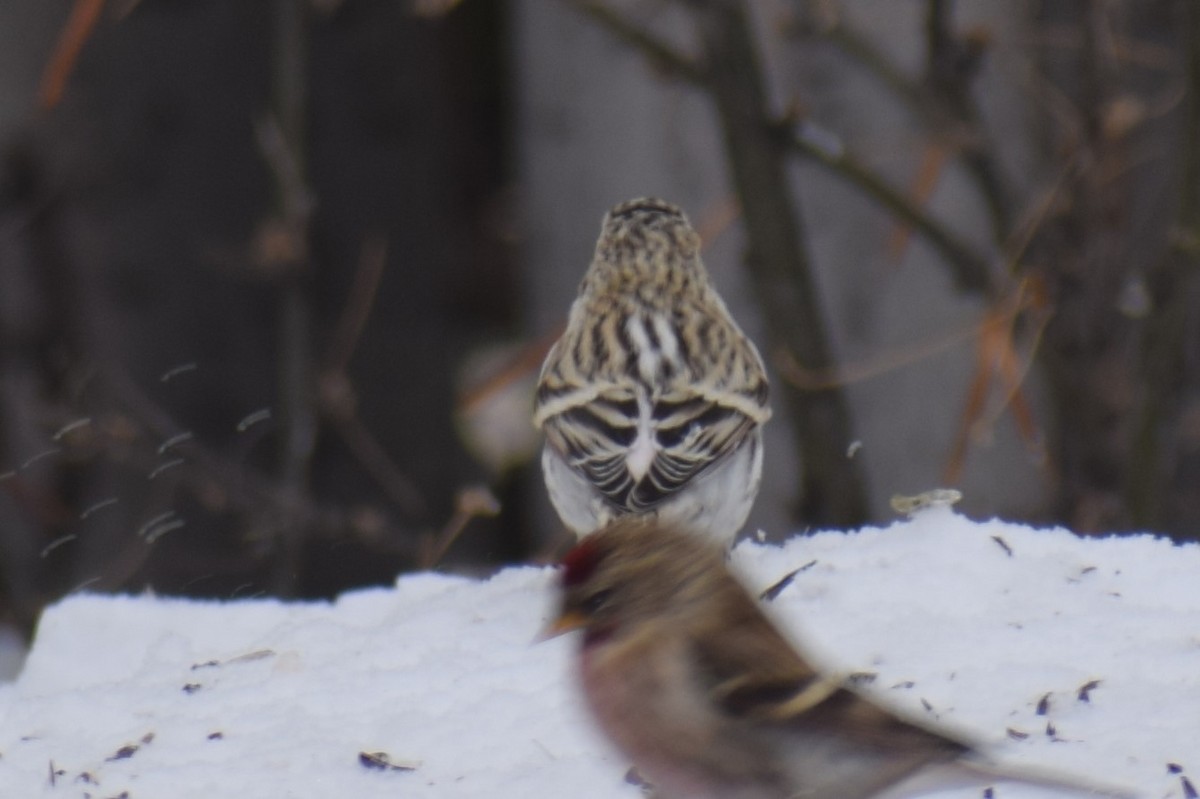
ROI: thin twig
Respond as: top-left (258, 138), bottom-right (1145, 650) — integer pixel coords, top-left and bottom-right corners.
top-left (1127, 0), bottom-right (1200, 528)
top-left (419, 485), bottom-right (500, 568)
top-left (786, 123), bottom-right (996, 294)
top-left (789, 2), bottom-right (1012, 248)
top-left (774, 313), bottom-right (980, 391)
top-left (268, 0), bottom-right (316, 594)
top-left (325, 234), bottom-right (388, 374)
top-left (566, 1), bottom-right (704, 83)
top-left (316, 234), bottom-right (428, 519)
top-left (691, 0), bottom-right (869, 525)
top-left (562, 1), bottom-right (996, 295)
top-left (37, 0), bottom-right (106, 110)
top-left (323, 408), bottom-right (427, 518)
top-left (923, 0), bottom-right (1013, 243)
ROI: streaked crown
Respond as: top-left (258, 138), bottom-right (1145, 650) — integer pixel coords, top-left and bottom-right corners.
top-left (582, 197), bottom-right (706, 299)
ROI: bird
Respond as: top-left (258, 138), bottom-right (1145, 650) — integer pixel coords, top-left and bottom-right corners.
top-left (545, 518), bottom-right (1137, 799)
top-left (533, 198), bottom-right (771, 542)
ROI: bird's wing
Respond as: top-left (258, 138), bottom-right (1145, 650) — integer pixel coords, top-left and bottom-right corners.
top-left (534, 302), bottom-right (770, 514)
top-left (627, 391), bottom-right (759, 511)
top-left (688, 590), bottom-right (971, 757)
top-left (538, 382), bottom-right (641, 509)
top-left (539, 388), bottom-right (761, 513)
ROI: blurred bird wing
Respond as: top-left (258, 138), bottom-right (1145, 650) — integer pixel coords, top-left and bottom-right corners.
top-left (955, 758), bottom-right (1141, 799)
top-left (688, 592), bottom-right (972, 757)
top-left (696, 623), bottom-right (1137, 799)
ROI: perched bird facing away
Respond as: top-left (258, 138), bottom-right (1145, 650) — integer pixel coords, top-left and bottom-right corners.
top-left (534, 198), bottom-right (771, 542)
top-left (546, 519), bottom-right (1136, 799)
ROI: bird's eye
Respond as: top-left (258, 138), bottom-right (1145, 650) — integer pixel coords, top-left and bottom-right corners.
top-left (582, 588), bottom-right (614, 615)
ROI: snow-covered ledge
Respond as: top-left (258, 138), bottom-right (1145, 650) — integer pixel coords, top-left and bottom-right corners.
top-left (0, 509), bottom-right (1195, 798)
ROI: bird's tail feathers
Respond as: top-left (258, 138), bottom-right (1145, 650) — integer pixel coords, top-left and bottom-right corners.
top-left (959, 757), bottom-right (1141, 799)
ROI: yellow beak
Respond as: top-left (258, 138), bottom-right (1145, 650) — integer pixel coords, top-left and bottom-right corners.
top-left (536, 609), bottom-right (588, 642)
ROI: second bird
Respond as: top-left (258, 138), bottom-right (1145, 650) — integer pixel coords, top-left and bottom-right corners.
top-left (534, 198), bottom-right (771, 542)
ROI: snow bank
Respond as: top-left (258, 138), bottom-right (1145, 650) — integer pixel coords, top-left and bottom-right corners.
top-left (0, 509), bottom-right (1196, 798)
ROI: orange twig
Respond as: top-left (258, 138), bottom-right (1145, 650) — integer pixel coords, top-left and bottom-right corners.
top-left (942, 279), bottom-right (1049, 483)
top-left (457, 326), bottom-right (563, 414)
top-left (38, 0), bottom-right (107, 110)
top-left (695, 195), bottom-right (741, 251)
top-left (887, 142), bottom-right (950, 263)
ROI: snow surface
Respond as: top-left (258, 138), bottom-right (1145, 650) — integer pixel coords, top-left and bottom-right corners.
top-left (0, 508), bottom-right (1197, 798)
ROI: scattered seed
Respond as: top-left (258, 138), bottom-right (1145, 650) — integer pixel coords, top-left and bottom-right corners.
top-left (991, 536), bottom-right (1013, 557)
top-left (1006, 728), bottom-right (1030, 740)
top-left (1077, 679), bottom-right (1101, 702)
top-left (624, 766), bottom-right (651, 788)
top-left (106, 744), bottom-right (138, 761)
top-left (1036, 692), bottom-right (1051, 715)
top-left (758, 560), bottom-right (816, 601)
top-left (226, 649), bottom-right (275, 665)
top-left (358, 751), bottom-right (418, 772)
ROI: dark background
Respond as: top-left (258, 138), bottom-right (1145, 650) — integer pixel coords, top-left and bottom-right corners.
top-left (1, 0), bottom-right (1198, 636)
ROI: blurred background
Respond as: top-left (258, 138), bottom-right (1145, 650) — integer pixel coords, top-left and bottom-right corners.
top-left (0, 0), bottom-right (1197, 639)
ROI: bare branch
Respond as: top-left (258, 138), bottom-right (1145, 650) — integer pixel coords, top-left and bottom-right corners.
top-left (565, 0), bottom-right (704, 83)
top-left (268, 0), bottom-right (317, 594)
top-left (690, 0), bottom-right (869, 526)
top-left (566, 0), bottom-right (997, 296)
top-left (785, 122), bottom-right (996, 294)
top-left (789, 1), bottom-right (1013, 248)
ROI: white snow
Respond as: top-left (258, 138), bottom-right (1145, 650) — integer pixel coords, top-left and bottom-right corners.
top-left (0, 508), bottom-right (1197, 798)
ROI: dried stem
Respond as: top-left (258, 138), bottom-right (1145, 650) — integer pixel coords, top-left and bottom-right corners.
top-left (792, 1), bottom-right (1013, 251)
top-left (785, 124), bottom-right (996, 294)
top-left (268, 0), bottom-right (316, 594)
top-left (567, 1), bottom-right (704, 82)
top-left (37, 0), bottom-right (106, 110)
top-left (923, 0), bottom-right (1013, 243)
top-left (1128, 0), bottom-right (1200, 528)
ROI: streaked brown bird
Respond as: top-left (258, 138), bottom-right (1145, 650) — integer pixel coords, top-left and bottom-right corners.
top-left (534, 198), bottom-right (770, 542)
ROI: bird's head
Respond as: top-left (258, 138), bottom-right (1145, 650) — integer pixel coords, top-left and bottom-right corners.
top-left (543, 518), bottom-right (725, 645)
